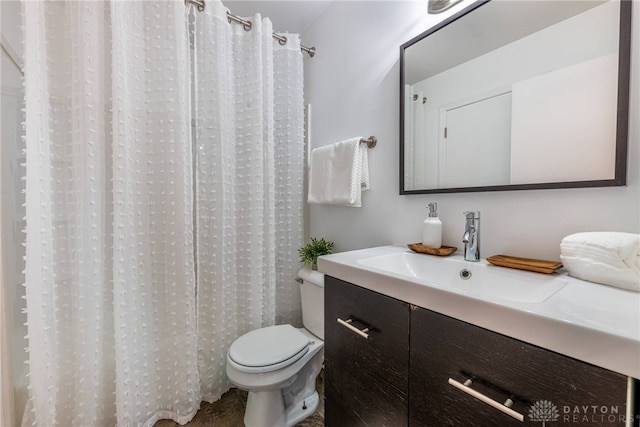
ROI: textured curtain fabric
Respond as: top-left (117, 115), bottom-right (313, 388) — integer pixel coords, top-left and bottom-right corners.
top-left (23, 1), bottom-right (199, 425)
top-left (193, 1), bottom-right (305, 402)
top-left (23, 0), bottom-right (305, 424)
top-left (272, 28), bottom-right (305, 327)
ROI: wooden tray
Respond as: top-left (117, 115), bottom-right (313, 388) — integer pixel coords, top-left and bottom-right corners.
top-left (408, 243), bottom-right (457, 256)
top-left (486, 254), bottom-right (563, 274)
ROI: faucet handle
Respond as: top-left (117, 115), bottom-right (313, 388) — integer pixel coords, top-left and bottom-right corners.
top-left (464, 211), bottom-right (480, 219)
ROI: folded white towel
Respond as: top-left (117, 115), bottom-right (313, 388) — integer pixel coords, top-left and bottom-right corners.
top-left (560, 232), bottom-right (640, 292)
top-left (307, 137), bottom-right (370, 207)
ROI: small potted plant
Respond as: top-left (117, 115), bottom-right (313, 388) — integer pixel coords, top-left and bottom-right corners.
top-left (298, 237), bottom-right (335, 270)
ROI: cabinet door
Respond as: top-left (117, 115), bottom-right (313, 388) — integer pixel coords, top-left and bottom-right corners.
top-left (325, 276), bottom-right (410, 426)
top-left (410, 307), bottom-right (631, 427)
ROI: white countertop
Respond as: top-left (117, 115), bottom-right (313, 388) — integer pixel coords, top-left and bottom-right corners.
top-left (318, 245), bottom-right (640, 379)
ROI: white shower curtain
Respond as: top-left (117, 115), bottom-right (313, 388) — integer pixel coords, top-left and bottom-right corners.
top-left (24, 1), bottom-right (198, 425)
top-left (192, 2), bottom-right (305, 402)
top-left (22, 0), bottom-right (305, 424)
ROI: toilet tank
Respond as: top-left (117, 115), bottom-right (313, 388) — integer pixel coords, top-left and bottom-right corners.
top-left (297, 267), bottom-right (324, 340)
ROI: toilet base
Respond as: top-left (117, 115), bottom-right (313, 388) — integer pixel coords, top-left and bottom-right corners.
top-left (285, 390), bottom-right (319, 426)
top-left (244, 390), bottom-right (286, 427)
top-left (244, 390), bottom-right (319, 427)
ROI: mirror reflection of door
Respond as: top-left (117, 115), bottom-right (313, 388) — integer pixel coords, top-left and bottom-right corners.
top-left (440, 92), bottom-right (511, 188)
top-left (400, 0), bottom-right (629, 193)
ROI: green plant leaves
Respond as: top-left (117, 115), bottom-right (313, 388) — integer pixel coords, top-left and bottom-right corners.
top-left (298, 237), bottom-right (335, 268)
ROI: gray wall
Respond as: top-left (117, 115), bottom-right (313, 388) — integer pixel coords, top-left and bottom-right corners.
top-left (302, 1), bottom-right (639, 260)
top-left (1, 0), bottom-right (27, 424)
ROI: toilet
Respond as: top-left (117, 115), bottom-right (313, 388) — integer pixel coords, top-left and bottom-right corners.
top-left (226, 267), bottom-right (325, 427)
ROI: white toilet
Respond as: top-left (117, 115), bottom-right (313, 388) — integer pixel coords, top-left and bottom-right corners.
top-left (226, 267), bottom-right (325, 427)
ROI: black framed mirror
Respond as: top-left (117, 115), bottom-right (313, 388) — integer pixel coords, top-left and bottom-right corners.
top-left (400, 0), bottom-right (631, 194)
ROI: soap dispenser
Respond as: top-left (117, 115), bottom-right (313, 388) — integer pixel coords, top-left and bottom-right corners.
top-left (422, 202), bottom-right (442, 248)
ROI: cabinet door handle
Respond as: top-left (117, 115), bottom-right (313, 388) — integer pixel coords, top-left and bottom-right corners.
top-left (448, 378), bottom-right (524, 422)
top-left (337, 317), bottom-right (370, 339)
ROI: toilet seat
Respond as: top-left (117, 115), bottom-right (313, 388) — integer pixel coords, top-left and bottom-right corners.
top-left (228, 324), bottom-right (311, 374)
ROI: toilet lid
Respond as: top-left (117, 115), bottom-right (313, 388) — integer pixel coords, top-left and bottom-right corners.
top-left (229, 324), bottom-right (310, 369)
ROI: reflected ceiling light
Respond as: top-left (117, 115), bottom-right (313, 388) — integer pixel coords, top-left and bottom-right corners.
top-left (428, 0), bottom-right (463, 14)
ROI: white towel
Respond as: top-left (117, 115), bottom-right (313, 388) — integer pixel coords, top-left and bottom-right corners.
top-left (560, 232), bottom-right (640, 292)
top-left (307, 137), bottom-right (370, 207)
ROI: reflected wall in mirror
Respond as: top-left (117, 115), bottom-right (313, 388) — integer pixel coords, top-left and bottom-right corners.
top-left (400, 0), bottom-right (631, 194)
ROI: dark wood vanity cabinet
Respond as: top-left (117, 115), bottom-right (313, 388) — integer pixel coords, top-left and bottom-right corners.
top-left (324, 276), bottom-right (410, 426)
top-left (410, 307), bottom-right (632, 426)
top-left (325, 275), bottom-right (638, 427)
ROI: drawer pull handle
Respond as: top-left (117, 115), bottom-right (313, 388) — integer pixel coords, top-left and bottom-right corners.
top-left (337, 318), bottom-right (370, 339)
top-left (448, 378), bottom-right (524, 422)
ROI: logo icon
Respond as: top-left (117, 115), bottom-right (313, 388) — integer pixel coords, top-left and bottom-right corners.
top-left (529, 400), bottom-right (560, 426)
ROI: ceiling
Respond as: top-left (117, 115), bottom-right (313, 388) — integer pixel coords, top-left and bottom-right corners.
top-left (223, 0), bottom-right (334, 35)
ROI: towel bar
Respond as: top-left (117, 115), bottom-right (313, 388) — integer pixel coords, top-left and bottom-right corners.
top-left (360, 136), bottom-right (377, 149)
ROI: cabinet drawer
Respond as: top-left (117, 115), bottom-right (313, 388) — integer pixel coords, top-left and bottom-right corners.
top-left (410, 308), bottom-right (631, 427)
top-left (325, 369), bottom-right (408, 426)
top-left (325, 276), bottom-right (409, 389)
top-left (325, 276), bottom-right (410, 425)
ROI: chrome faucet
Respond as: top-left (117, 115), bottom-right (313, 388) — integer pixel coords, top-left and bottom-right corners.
top-left (462, 211), bottom-right (480, 262)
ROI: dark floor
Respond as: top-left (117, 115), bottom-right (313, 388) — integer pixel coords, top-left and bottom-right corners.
top-left (154, 372), bottom-right (324, 427)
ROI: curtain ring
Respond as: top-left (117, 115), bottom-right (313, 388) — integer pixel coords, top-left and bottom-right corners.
top-left (227, 12), bottom-right (252, 31)
top-left (279, 36), bottom-right (287, 46)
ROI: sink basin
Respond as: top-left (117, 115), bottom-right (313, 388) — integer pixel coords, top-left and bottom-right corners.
top-left (357, 252), bottom-right (567, 304)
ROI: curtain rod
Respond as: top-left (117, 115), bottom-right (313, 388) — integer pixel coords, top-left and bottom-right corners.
top-left (185, 0), bottom-right (316, 57)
